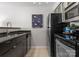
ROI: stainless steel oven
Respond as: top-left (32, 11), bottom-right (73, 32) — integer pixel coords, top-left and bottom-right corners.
top-left (56, 39), bottom-right (75, 57)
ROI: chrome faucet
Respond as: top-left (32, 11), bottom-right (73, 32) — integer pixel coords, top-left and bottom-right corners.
top-left (7, 21), bottom-right (12, 27)
top-left (6, 21), bottom-right (12, 34)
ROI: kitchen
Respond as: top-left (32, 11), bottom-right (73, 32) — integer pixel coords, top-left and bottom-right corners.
top-left (0, 2), bottom-right (79, 57)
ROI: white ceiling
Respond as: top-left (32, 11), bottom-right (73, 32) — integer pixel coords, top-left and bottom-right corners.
top-left (0, 2), bottom-right (56, 7)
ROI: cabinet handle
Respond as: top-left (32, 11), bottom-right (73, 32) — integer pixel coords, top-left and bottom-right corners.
top-left (13, 45), bottom-right (16, 48)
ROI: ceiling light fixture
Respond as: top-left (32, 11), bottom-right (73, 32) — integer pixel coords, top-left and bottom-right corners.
top-left (33, 2), bottom-right (48, 5)
top-left (38, 2), bottom-right (41, 5)
top-left (33, 2), bottom-right (37, 4)
top-left (46, 2), bottom-right (48, 4)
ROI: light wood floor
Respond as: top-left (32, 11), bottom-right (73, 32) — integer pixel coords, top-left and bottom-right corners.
top-left (25, 48), bottom-right (49, 57)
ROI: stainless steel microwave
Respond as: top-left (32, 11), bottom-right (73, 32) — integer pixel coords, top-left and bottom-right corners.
top-left (65, 4), bottom-right (79, 20)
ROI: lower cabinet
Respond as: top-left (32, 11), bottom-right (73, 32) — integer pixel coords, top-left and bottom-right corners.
top-left (27, 34), bottom-right (31, 52)
top-left (0, 34), bottom-right (29, 57)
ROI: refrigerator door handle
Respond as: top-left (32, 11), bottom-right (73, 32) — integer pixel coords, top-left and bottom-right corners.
top-left (48, 27), bottom-right (51, 28)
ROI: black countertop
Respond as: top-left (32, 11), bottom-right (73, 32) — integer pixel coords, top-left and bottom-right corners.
top-left (0, 30), bottom-right (31, 43)
top-left (0, 27), bottom-right (21, 29)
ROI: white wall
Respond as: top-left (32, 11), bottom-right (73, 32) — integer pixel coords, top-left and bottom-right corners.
top-left (0, 2), bottom-right (57, 48)
top-left (30, 6), bottom-right (53, 48)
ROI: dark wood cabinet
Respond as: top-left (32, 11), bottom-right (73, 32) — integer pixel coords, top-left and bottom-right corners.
top-left (0, 32), bottom-right (31, 57)
top-left (1, 35), bottom-right (27, 57)
top-left (27, 34), bottom-right (31, 52)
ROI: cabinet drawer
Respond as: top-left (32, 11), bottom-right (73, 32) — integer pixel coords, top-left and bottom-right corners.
top-left (0, 29), bottom-right (6, 33)
top-left (1, 35), bottom-right (27, 57)
top-left (0, 40), bottom-right (12, 56)
top-left (2, 42), bottom-right (26, 57)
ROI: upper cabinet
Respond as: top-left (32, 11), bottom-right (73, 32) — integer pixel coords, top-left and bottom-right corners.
top-left (65, 2), bottom-right (76, 10)
top-left (54, 2), bottom-right (65, 22)
top-left (54, 2), bottom-right (79, 22)
top-left (54, 3), bottom-right (63, 13)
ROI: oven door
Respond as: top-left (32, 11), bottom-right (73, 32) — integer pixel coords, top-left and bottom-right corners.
top-left (56, 38), bottom-right (75, 57)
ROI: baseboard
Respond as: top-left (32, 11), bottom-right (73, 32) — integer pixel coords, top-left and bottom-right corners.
top-left (31, 46), bottom-right (47, 48)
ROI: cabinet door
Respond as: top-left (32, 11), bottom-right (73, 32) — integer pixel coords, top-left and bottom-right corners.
top-left (0, 29), bottom-right (7, 33)
top-left (0, 40), bottom-right (11, 56)
top-left (2, 35), bottom-right (27, 57)
top-left (27, 34), bottom-right (31, 51)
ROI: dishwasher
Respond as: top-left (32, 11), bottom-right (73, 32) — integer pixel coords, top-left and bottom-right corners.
top-left (56, 39), bottom-right (75, 57)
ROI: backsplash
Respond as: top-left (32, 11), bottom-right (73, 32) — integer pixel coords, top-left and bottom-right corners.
top-left (70, 22), bottom-right (79, 29)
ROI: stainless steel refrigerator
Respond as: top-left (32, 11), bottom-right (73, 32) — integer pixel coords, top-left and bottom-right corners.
top-left (47, 13), bottom-right (62, 57)
top-left (47, 13), bottom-right (76, 57)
